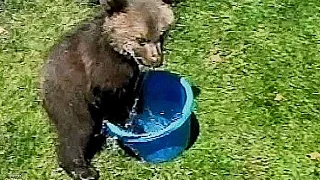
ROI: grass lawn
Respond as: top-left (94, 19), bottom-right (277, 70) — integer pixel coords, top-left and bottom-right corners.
top-left (1, 0), bottom-right (320, 179)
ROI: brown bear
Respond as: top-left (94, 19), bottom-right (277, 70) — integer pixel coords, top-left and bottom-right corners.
top-left (40, 0), bottom-right (174, 179)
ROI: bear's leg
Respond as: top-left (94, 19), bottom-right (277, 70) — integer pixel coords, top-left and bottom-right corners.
top-left (45, 93), bottom-right (100, 180)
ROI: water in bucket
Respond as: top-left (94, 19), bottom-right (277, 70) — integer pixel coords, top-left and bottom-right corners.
top-left (125, 107), bottom-right (183, 134)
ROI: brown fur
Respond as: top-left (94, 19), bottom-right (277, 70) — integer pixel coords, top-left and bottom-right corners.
top-left (41, 0), bottom-right (174, 179)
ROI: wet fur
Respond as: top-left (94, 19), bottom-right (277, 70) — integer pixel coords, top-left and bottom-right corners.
top-left (41, 0), bottom-right (174, 179)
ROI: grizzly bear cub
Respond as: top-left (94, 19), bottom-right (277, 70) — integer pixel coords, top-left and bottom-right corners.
top-left (41, 0), bottom-right (174, 179)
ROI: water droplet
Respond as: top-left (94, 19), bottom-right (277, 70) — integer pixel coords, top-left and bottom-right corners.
top-left (150, 117), bottom-right (156, 121)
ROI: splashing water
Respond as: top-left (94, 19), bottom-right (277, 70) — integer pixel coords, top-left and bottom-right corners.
top-left (125, 107), bottom-right (183, 134)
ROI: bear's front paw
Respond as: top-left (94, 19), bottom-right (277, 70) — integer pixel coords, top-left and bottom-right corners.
top-left (72, 166), bottom-right (99, 180)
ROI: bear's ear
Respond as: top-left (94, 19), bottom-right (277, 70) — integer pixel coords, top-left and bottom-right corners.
top-left (99, 0), bottom-right (128, 13)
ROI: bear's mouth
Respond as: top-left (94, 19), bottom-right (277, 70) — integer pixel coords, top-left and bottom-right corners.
top-left (124, 50), bottom-right (160, 69)
top-left (111, 44), bottom-right (162, 69)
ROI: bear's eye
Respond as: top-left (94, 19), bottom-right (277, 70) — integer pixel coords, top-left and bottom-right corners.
top-left (137, 37), bottom-right (149, 46)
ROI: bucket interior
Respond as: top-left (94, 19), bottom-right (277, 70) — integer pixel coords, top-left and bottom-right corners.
top-left (127, 72), bottom-right (187, 134)
top-left (141, 71), bottom-right (186, 119)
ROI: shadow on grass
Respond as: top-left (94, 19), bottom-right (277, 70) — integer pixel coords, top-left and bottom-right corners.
top-left (185, 85), bottom-right (200, 150)
top-left (185, 112), bottom-right (199, 150)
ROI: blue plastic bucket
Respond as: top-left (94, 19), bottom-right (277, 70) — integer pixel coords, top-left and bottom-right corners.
top-left (104, 71), bottom-right (194, 163)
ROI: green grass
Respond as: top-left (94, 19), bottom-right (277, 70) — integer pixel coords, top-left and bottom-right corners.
top-left (1, 0), bottom-right (320, 179)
